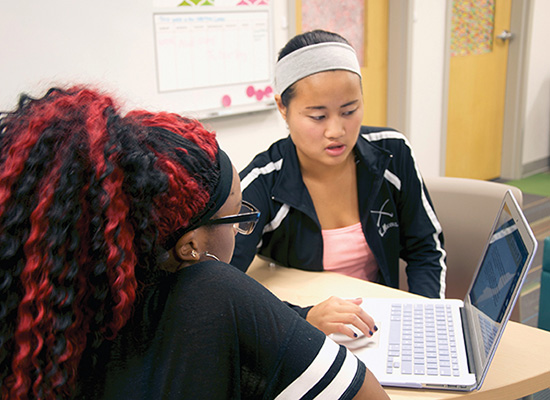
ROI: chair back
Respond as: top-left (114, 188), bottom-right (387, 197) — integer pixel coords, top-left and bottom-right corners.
top-left (399, 177), bottom-right (523, 308)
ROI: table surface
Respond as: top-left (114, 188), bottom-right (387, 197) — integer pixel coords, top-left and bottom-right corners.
top-left (246, 257), bottom-right (550, 400)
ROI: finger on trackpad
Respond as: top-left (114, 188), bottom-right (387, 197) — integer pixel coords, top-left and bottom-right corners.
top-left (329, 322), bottom-right (381, 350)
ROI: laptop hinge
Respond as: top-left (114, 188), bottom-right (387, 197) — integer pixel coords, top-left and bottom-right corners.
top-left (460, 306), bottom-right (475, 375)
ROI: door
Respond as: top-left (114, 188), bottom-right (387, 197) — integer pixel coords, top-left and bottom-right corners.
top-left (445, 0), bottom-right (512, 180)
top-left (294, 0), bottom-right (388, 126)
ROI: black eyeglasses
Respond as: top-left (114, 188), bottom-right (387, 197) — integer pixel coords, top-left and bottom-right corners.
top-left (203, 200), bottom-right (260, 235)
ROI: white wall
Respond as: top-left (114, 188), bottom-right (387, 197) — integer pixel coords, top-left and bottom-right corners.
top-left (0, 1), bottom-right (289, 173)
top-left (1, 1), bottom-right (548, 176)
top-left (523, 0), bottom-right (550, 169)
top-left (206, 108), bottom-right (287, 171)
top-left (407, 0), bottom-right (448, 177)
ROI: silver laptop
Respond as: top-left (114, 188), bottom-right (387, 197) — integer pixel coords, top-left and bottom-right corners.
top-left (331, 190), bottom-right (537, 391)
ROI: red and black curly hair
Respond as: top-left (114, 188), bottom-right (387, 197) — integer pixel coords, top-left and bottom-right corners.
top-left (0, 86), bottom-right (221, 399)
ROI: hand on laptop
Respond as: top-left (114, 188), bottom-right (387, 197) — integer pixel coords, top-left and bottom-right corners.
top-left (306, 296), bottom-right (378, 339)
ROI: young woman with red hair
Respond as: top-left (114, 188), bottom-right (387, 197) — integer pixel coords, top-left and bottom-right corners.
top-left (0, 86), bottom-right (388, 399)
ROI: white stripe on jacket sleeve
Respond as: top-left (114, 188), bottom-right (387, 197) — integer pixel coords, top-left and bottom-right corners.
top-left (275, 337), bottom-right (360, 400)
top-left (241, 158), bottom-right (283, 191)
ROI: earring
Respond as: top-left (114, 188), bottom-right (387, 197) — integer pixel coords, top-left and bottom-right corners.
top-left (203, 251), bottom-right (220, 262)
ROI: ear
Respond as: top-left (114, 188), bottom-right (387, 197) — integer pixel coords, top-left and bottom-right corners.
top-left (173, 230), bottom-right (201, 262)
top-left (275, 94), bottom-right (287, 121)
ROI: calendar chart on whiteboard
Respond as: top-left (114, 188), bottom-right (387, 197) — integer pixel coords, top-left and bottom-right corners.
top-left (153, 1), bottom-right (275, 118)
top-left (155, 12), bottom-right (270, 91)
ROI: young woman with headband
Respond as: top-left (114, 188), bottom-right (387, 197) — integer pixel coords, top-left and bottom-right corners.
top-left (231, 30), bottom-right (447, 339)
top-left (0, 86), bottom-right (388, 399)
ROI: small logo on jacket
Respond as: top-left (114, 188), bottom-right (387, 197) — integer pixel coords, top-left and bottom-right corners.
top-left (371, 199), bottom-right (399, 237)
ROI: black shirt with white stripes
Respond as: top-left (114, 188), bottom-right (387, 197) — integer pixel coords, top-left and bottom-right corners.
top-left (76, 260), bottom-right (366, 399)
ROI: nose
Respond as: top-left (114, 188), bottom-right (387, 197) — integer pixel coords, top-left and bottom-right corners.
top-left (324, 117), bottom-right (345, 140)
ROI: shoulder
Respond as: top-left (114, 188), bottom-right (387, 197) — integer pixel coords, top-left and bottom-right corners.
top-left (239, 136), bottom-right (293, 192)
top-left (168, 260), bottom-right (289, 313)
top-left (358, 126), bottom-right (415, 166)
top-left (171, 260), bottom-right (264, 294)
top-left (240, 137), bottom-right (291, 174)
top-left (360, 126), bottom-right (410, 149)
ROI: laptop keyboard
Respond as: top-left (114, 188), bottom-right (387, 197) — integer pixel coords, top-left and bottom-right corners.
top-left (386, 303), bottom-right (461, 377)
top-left (479, 315), bottom-right (499, 357)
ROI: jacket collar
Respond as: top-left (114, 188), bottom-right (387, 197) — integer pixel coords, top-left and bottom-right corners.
top-left (271, 135), bottom-right (392, 213)
top-left (355, 131), bottom-right (393, 175)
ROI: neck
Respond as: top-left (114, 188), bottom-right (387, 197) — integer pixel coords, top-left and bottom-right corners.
top-left (298, 151), bottom-right (356, 182)
top-left (158, 247), bottom-right (195, 273)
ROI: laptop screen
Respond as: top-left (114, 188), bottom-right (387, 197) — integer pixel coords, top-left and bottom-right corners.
top-left (461, 191), bottom-right (537, 389)
top-left (469, 204), bottom-right (529, 323)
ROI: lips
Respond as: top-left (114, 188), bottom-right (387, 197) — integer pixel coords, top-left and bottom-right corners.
top-left (325, 143), bottom-right (347, 157)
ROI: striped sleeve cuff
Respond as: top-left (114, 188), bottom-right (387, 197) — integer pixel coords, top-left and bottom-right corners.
top-left (275, 337), bottom-right (365, 400)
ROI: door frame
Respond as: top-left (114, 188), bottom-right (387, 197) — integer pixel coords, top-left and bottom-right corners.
top-left (387, 0), bottom-right (532, 180)
top-left (501, 0), bottom-right (533, 179)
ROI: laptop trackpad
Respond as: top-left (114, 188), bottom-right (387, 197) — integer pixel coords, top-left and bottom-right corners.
top-left (329, 322), bottom-right (381, 351)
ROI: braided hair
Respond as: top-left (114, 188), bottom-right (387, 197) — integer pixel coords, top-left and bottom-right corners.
top-left (0, 86), bottom-right (220, 399)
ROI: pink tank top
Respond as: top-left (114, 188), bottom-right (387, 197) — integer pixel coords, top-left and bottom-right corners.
top-left (321, 222), bottom-right (379, 281)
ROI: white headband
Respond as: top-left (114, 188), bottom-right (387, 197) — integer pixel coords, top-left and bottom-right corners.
top-left (274, 42), bottom-right (362, 95)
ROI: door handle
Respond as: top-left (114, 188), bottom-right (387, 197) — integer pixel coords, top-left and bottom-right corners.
top-left (496, 30), bottom-right (514, 41)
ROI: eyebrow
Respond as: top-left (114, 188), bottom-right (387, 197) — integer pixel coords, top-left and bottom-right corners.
top-left (305, 99), bottom-right (360, 110)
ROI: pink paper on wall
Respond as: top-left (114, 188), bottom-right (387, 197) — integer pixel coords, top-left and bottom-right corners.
top-left (301, 0), bottom-right (365, 66)
top-left (236, 0), bottom-right (269, 5)
top-left (221, 95), bottom-right (232, 107)
top-left (244, 85), bottom-right (273, 101)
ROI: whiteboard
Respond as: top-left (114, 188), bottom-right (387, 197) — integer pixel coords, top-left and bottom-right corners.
top-left (154, 5), bottom-right (276, 118)
top-left (0, 0), bottom-right (276, 119)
